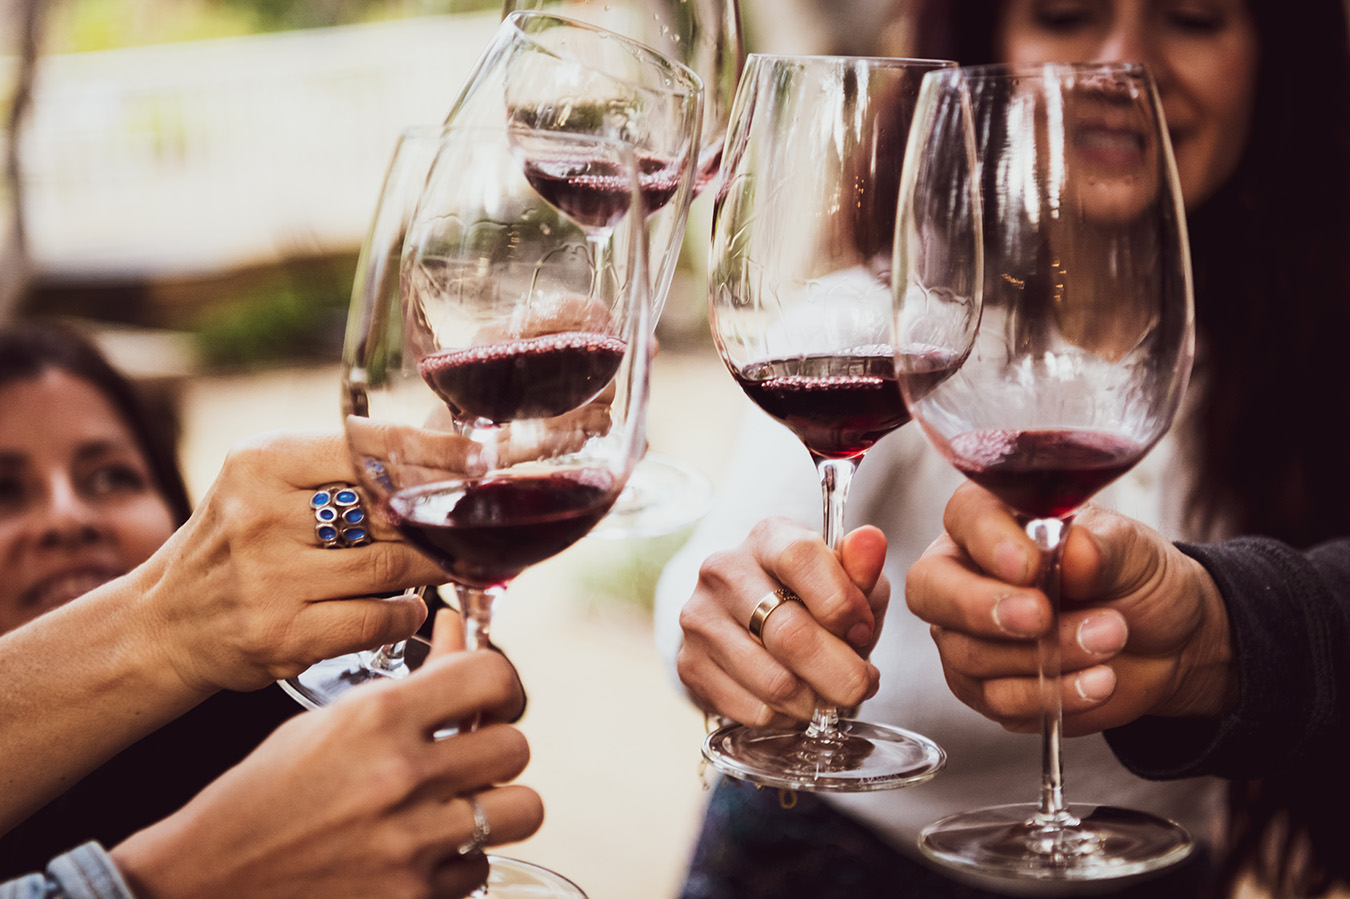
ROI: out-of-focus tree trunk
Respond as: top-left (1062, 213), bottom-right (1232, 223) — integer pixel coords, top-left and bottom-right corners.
top-left (1, 0), bottom-right (48, 323)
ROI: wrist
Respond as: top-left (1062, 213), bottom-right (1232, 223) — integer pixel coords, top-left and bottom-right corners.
top-left (1163, 554), bottom-right (1237, 719)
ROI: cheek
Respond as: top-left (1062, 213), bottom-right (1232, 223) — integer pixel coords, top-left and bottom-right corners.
top-left (0, 524), bottom-right (29, 632)
top-left (114, 500), bottom-right (179, 567)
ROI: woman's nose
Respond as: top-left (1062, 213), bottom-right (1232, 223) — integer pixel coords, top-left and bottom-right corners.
top-left (34, 479), bottom-right (102, 548)
top-left (1093, 20), bottom-right (1171, 90)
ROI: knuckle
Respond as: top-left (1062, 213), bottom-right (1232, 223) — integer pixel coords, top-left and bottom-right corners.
top-left (758, 663), bottom-right (802, 708)
top-left (776, 534), bottom-right (821, 574)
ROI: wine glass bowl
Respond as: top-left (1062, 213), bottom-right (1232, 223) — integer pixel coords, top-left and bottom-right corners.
top-left (501, 0), bottom-right (744, 190)
top-left (894, 62), bottom-right (1195, 881)
top-left (703, 52), bottom-right (958, 793)
top-left (343, 123), bottom-right (653, 898)
top-left (448, 9), bottom-right (714, 538)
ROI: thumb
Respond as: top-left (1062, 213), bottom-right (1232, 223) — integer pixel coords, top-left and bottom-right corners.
top-left (838, 525), bottom-right (887, 594)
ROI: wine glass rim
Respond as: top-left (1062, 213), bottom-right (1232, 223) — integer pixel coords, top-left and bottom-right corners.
top-left (393, 121), bottom-right (642, 155)
top-left (502, 9), bottom-right (705, 99)
top-left (745, 51), bottom-right (957, 70)
top-left (940, 60), bottom-right (1150, 81)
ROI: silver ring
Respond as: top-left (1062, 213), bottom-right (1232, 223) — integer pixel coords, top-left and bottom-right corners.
top-left (310, 484), bottom-right (372, 548)
top-left (456, 795), bottom-right (491, 857)
top-left (747, 587), bottom-right (803, 643)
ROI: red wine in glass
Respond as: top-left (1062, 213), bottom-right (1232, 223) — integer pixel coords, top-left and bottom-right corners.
top-left (522, 153), bottom-right (683, 229)
top-left (388, 470), bottom-right (622, 589)
top-left (939, 429), bottom-right (1146, 520)
top-left (417, 332), bottom-right (626, 423)
top-left (734, 349), bottom-right (962, 459)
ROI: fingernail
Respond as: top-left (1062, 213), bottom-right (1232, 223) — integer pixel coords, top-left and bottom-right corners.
top-left (848, 622), bottom-right (873, 648)
top-left (1075, 666), bottom-right (1116, 703)
top-left (1077, 614), bottom-right (1127, 655)
top-left (992, 594), bottom-right (1043, 637)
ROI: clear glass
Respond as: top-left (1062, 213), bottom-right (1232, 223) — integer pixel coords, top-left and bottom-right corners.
top-left (703, 53), bottom-right (958, 792)
top-left (454, 8), bottom-right (723, 537)
top-left (894, 62), bottom-right (1196, 881)
top-left (500, 0), bottom-right (745, 191)
top-left (280, 125), bottom-right (447, 710)
top-left (346, 122), bottom-right (653, 898)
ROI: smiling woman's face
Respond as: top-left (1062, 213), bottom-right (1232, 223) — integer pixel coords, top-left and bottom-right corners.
top-left (0, 370), bottom-right (177, 633)
top-left (995, 0), bottom-right (1260, 210)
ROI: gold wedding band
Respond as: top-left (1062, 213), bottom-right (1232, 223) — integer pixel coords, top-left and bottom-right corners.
top-left (748, 587), bottom-right (803, 643)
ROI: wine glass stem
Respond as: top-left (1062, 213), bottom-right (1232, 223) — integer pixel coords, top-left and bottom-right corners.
top-left (364, 586), bottom-right (428, 677)
top-left (817, 457), bottom-right (855, 553)
top-left (454, 584), bottom-right (504, 734)
top-left (1024, 515), bottom-right (1078, 828)
top-left (806, 457), bottom-right (859, 740)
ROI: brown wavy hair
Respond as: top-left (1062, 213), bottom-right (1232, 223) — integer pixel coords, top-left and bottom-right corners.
top-left (0, 320), bottom-right (192, 526)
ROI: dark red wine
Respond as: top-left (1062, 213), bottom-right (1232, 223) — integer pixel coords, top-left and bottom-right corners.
top-left (522, 154), bottom-right (682, 228)
top-left (733, 349), bottom-right (960, 459)
top-left (942, 428), bottom-right (1145, 519)
top-left (388, 471), bottom-right (620, 589)
top-left (418, 332), bottom-right (625, 423)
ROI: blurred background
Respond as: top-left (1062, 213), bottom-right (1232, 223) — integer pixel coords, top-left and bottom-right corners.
top-left (0, 2), bottom-right (915, 897)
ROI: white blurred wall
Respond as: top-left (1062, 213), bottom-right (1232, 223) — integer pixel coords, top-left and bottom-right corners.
top-left (16, 12), bottom-right (500, 279)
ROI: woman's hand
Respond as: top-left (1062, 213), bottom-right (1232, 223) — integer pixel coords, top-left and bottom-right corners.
top-left (904, 482), bottom-right (1236, 736)
top-left (110, 612), bottom-right (543, 899)
top-left (676, 518), bottom-right (888, 727)
top-left (129, 430), bottom-right (448, 695)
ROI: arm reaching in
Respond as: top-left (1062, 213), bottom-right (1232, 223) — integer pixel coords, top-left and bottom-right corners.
top-left (676, 517), bottom-right (888, 727)
top-left (0, 430), bottom-right (447, 832)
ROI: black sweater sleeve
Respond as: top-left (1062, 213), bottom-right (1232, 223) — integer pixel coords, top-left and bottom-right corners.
top-left (1104, 537), bottom-right (1350, 780)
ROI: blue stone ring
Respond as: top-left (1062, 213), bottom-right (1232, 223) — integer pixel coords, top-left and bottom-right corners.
top-left (310, 484), bottom-right (372, 548)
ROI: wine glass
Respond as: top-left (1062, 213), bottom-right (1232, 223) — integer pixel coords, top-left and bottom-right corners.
top-left (894, 62), bottom-right (1196, 880)
top-left (280, 124), bottom-right (448, 710)
top-left (354, 122), bottom-right (650, 897)
top-left (500, 0), bottom-right (745, 191)
top-left (449, 9), bottom-right (719, 536)
top-left (703, 53), bottom-right (958, 792)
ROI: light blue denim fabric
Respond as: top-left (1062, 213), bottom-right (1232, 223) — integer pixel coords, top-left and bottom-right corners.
top-left (0, 844), bottom-right (134, 899)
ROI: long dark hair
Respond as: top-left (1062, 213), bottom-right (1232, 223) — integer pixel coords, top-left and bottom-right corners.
top-left (0, 320), bottom-right (193, 526)
top-left (911, 2), bottom-right (1350, 896)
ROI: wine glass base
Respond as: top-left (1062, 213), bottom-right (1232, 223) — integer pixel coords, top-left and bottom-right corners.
top-left (279, 635), bottom-right (432, 710)
top-left (918, 802), bottom-right (1193, 882)
top-left (702, 718), bottom-right (945, 793)
top-left (589, 452), bottom-right (712, 539)
top-left (479, 856), bottom-right (587, 897)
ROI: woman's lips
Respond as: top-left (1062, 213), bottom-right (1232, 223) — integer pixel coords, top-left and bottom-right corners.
top-left (1073, 124), bottom-right (1147, 168)
top-left (20, 567), bottom-right (121, 614)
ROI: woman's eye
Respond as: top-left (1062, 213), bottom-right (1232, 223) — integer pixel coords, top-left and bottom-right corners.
top-left (1031, 4), bottom-right (1097, 30)
top-left (0, 476), bottom-right (27, 510)
top-left (1166, 11), bottom-right (1225, 34)
top-left (85, 465), bottom-right (149, 497)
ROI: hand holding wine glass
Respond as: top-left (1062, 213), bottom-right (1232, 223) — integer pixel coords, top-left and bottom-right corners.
top-left (703, 53), bottom-right (959, 793)
top-left (893, 62), bottom-right (1196, 881)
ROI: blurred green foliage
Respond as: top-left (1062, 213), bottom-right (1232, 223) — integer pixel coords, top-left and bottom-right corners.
top-left (191, 256), bottom-right (353, 370)
top-left (47, 0), bottom-right (502, 52)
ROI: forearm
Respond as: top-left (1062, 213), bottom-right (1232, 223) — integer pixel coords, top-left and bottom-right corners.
top-left (0, 564), bottom-right (213, 834)
top-left (1107, 536), bottom-right (1350, 779)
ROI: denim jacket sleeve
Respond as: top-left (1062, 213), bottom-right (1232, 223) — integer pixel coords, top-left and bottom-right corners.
top-left (0, 843), bottom-right (136, 899)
